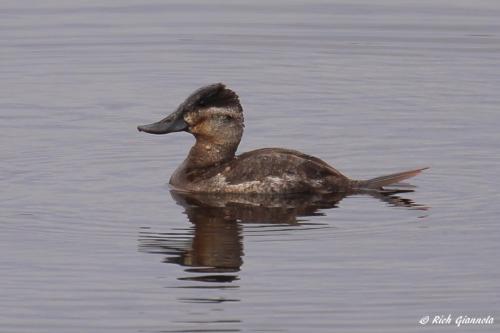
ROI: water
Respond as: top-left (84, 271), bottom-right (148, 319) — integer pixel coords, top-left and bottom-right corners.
top-left (1, 1), bottom-right (500, 332)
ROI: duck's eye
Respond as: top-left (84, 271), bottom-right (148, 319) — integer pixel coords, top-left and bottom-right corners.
top-left (223, 115), bottom-right (232, 121)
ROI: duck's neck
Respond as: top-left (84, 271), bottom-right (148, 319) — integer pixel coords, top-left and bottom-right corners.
top-left (176, 116), bottom-right (244, 177)
top-left (185, 136), bottom-right (239, 169)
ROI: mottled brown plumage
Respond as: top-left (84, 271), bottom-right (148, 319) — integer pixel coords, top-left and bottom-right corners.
top-left (138, 83), bottom-right (427, 194)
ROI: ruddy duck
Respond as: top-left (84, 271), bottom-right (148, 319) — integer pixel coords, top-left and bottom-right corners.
top-left (138, 83), bottom-right (427, 193)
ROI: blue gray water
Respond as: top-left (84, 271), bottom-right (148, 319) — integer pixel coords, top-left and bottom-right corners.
top-left (1, 1), bottom-right (500, 332)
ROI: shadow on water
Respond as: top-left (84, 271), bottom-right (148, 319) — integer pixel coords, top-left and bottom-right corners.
top-left (138, 190), bottom-right (426, 332)
top-left (139, 189), bottom-right (427, 285)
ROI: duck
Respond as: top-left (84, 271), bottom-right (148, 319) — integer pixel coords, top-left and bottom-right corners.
top-left (138, 83), bottom-right (427, 194)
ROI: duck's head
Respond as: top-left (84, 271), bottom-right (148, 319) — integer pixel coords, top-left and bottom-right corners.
top-left (138, 83), bottom-right (244, 144)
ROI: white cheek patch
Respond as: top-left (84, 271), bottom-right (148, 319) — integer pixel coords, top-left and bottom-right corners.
top-left (184, 113), bottom-right (195, 125)
top-left (202, 107), bottom-right (243, 121)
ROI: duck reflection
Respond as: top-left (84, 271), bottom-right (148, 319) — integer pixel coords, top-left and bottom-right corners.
top-left (139, 189), bottom-right (426, 284)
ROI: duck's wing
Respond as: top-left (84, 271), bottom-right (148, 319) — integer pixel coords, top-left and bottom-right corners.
top-left (221, 148), bottom-right (351, 193)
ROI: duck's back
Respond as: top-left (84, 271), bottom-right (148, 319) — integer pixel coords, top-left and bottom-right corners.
top-left (172, 148), bottom-right (352, 194)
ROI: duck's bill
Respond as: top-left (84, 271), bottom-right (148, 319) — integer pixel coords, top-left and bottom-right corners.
top-left (137, 109), bottom-right (188, 134)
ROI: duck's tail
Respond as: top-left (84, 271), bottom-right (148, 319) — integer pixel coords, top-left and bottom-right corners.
top-left (353, 167), bottom-right (429, 190)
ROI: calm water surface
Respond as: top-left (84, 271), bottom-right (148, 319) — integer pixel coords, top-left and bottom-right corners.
top-left (1, 1), bottom-right (500, 332)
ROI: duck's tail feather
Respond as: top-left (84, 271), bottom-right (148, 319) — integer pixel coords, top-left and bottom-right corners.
top-left (354, 167), bottom-right (429, 190)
